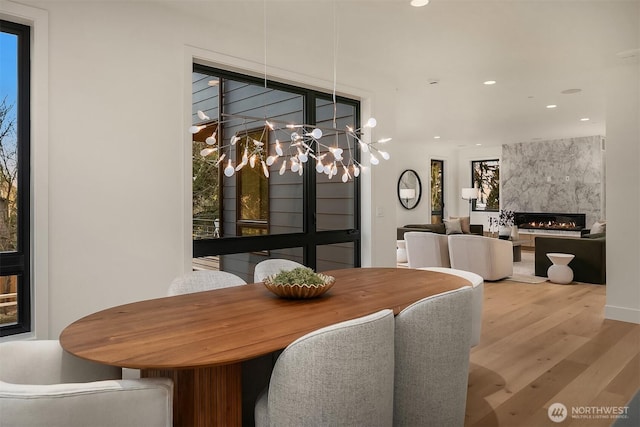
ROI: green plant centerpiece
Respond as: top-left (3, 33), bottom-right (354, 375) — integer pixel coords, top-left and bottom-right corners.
top-left (263, 267), bottom-right (335, 299)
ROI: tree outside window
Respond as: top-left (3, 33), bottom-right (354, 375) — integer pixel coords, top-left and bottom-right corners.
top-left (472, 159), bottom-right (499, 212)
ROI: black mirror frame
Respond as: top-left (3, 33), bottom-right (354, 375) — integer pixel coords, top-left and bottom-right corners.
top-left (397, 169), bottom-right (422, 210)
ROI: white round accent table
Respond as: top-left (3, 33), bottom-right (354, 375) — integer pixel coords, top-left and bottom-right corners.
top-left (397, 240), bottom-right (408, 263)
top-left (546, 253), bottom-right (575, 284)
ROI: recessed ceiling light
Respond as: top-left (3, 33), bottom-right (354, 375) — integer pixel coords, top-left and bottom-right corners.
top-left (483, 80), bottom-right (497, 85)
top-left (580, 117), bottom-right (590, 121)
top-left (561, 88), bottom-right (581, 94)
top-left (433, 136), bottom-right (441, 139)
top-left (410, 0), bottom-right (430, 6)
top-left (546, 104), bottom-right (557, 109)
top-left (476, 143), bottom-right (482, 146)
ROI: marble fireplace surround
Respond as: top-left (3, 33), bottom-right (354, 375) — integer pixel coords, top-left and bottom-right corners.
top-left (501, 135), bottom-right (605, 228)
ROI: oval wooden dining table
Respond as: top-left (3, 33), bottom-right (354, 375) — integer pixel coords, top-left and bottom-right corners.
top-left (60, 267), bottom-right (471, 427)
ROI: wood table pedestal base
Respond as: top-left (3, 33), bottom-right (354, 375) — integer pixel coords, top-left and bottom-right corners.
top-left (143, 364), bottom-right (242, 427)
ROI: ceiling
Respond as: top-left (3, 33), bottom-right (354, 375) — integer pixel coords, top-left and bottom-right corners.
top-left (170, 0), bottom-right (639, 148)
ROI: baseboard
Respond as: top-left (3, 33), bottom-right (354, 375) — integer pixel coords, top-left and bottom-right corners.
top-left (605, 304), bottom-right (640, 324)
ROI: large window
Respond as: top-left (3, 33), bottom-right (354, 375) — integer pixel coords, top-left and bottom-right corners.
top-left (0, 20), bottom-right (31, 336)
top-left (472, 159), bottom-right (499, 212)
top-left (191, 65), bottom-right (360, 282)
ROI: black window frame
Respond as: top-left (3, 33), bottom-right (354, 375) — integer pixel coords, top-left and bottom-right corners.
top-left (0, 20), bottom-right (31, 337)
top-left (192, 64), bottom-right (361, 270)
top-left (471, 159), bottom-right (500, 212)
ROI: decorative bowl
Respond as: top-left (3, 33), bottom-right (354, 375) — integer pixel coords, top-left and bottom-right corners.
top-left (263, 273), bottom-right (336, 299)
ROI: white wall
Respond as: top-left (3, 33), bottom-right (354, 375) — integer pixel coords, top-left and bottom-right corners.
top-left (604, 51), bottom-right (640, 324)
top-left (395, 143), bottom-right (458, 227)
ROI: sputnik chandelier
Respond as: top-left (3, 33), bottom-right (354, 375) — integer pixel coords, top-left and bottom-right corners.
top-left (189, 0), bottom-right (390, 182)
top-left (190, 112), bottom-right (390, 182)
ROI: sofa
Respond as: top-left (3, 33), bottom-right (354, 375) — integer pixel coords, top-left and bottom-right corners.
top-left (397, 223), bottom-right (483, 240)
top-left (534, 234), bottom-right (606, 284)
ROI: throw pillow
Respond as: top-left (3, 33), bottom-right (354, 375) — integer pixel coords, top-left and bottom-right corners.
top-left (591, 220), bottom-right (606, 234)
top-left (449, 216), bottom-right (471, 234)
top-left (444, 218), bottom-right (463, 235)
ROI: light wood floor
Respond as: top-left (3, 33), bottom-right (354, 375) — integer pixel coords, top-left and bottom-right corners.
top-left (466, 280), bottom-right (640, 426)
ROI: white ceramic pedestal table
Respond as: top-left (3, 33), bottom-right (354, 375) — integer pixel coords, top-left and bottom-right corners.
top-left (546, 253), bottom-right (575, 284)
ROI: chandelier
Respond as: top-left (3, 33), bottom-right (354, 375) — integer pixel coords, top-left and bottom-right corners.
top-left (189, 0), bottom-right (390, 182)
top-left (189, 111), bottom-right (390, 182)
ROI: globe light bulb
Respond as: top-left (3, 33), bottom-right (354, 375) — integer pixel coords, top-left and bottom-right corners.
top-left (197, 110), bottom-right (210, 120)
top-left (189, 125), bottom-right (205, 134)
top-left (205, 131), bottom-right (217, 145)
top-left (307, 128), bottom-right (322, 139)
top-left (266, 155), bottom-right (277, 166)
top-left (262, 161), bottom-right (270, 178)
top-left (230, 135), bottom-right (239, 145)
top-left (224, 160), bottom-right (235, 177)
top-left (379, 151), bottom-right (390, 160)
top-left (215, 153), bottom-right (226, 166)
top-left (291, 160), bottom-right (300, 173)
top-left (353, 166), bottom-right (360, 177)
top-left (249, 154), bottom-right (257, 168)
top-left (359, 140), bottom-right (369, 153)
top-left (316, 159), bottom-right (325, 173)
top-left (365, 117), bottom-right (377, 128)
top-left (370, 154), bottom-right (379, 165)
top-left (200, 147), bottom-right (217, 157)
top-left (279, 161), bottom-right (287, 175)
top-left (291, 132), bottom-right (300, 142)
top-left (275, 140), bottom-right (283, 156)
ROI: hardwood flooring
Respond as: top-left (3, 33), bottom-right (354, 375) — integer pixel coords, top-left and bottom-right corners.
top-left (466, 280), bottom-right (640, 427)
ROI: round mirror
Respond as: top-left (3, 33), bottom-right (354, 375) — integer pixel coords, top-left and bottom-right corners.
top-left (398, 169), bottom-right (422, 210)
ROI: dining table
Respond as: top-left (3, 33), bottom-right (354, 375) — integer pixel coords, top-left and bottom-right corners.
top-left (59, 267), bottom-right (471, 427)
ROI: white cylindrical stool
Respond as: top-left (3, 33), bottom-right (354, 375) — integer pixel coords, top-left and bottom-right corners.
top-left (546, 253), bottom-right (575, 284)
top-left (397, 240), bottom-right (408, 263)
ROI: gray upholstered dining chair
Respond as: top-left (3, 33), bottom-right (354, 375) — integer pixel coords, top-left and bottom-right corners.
top-left (253, 258), bottom-right (305, 283)
top-left (394, 286), bottom-right (473, 427)
top-left (0, 340), bottom-right (173, 427)
top-left (254, 309), bottom-right (395, 427)
top-left (419, 267), bottom-right (484, 347)
top-left (404, 231), bottom-right (451, 268)
top-left (167, 270), bottom-right (246, 296)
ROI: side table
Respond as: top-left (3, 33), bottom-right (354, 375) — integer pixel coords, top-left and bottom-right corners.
top-left (546, 253), bottom-right (575, 284)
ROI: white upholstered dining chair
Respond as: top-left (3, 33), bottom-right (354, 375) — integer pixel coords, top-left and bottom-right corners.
top-left (404, 231), bottom-right (451, 268)
top-left (253, 258), bottom-right (305, 283)
top-left (394, 287), bottom-right (473, 427)
top-left (254, 309), bottom-right (395, 427)
top-left (419, 267), bottom-right (484, 347)
top-left (167, 270), bottom-right (246, 296)
top-left (0, 340), bottom-right (173, 427)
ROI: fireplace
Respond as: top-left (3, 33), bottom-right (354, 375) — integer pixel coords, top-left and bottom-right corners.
top-left (515, 212), bottom-right (586, 231)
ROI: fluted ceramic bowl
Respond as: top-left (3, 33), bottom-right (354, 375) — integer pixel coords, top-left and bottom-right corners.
top-left (263, 273), bottom-right (335, 299)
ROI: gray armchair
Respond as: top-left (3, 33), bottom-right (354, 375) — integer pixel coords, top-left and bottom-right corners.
top-left (0, 340), bottom-right (173, 427)
top-left (255, 309), bottom-right (395, 427)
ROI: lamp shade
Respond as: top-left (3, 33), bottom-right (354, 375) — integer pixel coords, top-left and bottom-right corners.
top-left (461, 187), bottom-right (478, 200)
top-left (400, 188), bottom-right (416, 200)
